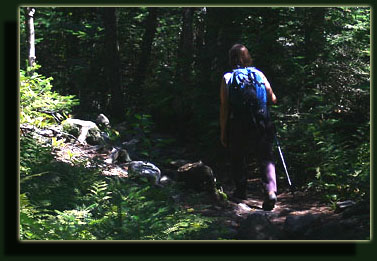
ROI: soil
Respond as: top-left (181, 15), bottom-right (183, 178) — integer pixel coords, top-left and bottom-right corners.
top-left (52, 134), bottom-right (370, 241)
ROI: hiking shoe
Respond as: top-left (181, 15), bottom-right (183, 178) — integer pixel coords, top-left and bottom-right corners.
top-left (262, 191), bottom-right (277, 211)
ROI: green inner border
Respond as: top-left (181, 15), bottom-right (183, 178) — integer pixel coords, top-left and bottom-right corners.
top-left (1, 0), bottom-right (375, 259)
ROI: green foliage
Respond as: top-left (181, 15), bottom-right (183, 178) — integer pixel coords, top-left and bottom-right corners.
top-left (19, 7), bottom-right (370, 240)
top-left (20, 153), bottom-right (228, 240)
top-left (106, 181), bottom-right (218, 240)
top-left (20, 192), bottom-right (96, 240)
top-left (20, 64), bottom-right (79, 127)
top-left (273, 86), bottom-right (370, 203)
top-left (20, 141), bottom-right (102, 240)
top-left (102, 126), bottom-right (120, 142)
top-left (123, 111), bottom-right (157, 159)
top-left (20, 124), bottom-right (229, 240)
top-left (20, 136), bottom-right (50, 179)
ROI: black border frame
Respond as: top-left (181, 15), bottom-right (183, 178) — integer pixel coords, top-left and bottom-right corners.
top-left (1, 0), bottom-right (375, 260)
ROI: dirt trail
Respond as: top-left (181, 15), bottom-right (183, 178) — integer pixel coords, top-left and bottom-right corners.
top-left (207, 177), bottom-right (370, 240)
top-left (53, 139), bottom-right (370, 241)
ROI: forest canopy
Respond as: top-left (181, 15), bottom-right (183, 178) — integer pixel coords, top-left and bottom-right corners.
top-left (19, 7), bottom-right (370, 127)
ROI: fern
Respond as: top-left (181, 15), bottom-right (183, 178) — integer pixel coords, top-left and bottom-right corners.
top-left (20, 64), bottom-right (79, 128)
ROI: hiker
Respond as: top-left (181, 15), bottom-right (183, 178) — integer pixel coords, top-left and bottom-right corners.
top-left (219, 44), bottom-right (278, 210)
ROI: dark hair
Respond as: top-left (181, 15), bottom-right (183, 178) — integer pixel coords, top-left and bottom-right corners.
top-left (228, 44), bottom-right (252, 69)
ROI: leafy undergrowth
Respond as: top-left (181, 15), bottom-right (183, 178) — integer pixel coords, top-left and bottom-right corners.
top-left (19, 66), bottom-right (370, 240)
top-left (20, 134), bottom-right (233, 240)
top-left (19, 66), bottom-right (233, 240)
top-left (271, 88), bottom-right (370, 204)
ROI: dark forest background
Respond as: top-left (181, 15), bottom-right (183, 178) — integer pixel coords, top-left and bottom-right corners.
top-left (18, 7), bottom-right (370, 240)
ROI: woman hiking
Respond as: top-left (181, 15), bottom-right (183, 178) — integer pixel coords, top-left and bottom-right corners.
top-left (220, 44), bottom-right (278, 210)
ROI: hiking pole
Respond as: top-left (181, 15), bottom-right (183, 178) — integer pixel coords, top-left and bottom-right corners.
top-left (274, 135), bottom-right (292, 186)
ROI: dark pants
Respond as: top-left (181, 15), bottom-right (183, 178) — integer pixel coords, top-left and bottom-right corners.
top-left (229, 119), bottom-right (277, 194)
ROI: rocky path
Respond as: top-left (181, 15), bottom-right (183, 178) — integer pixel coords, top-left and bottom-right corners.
top-left (54, 141), bottom-right (369, 240)
top-left (209, 179), bottom-right (370, 240)
top-left (49, 120), bottom-right (370, 241)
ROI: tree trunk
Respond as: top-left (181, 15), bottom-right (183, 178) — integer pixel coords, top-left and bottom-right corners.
top-left (203, 8), bottom-right (242, 76)
top-left (194, 7), bottom-right (206, 67)
top-left (304, 7), bottom-right (326, 65)
top-left (177, 7), bottom-right (194, 86)
top-left (134, 8), bottom-right (158, 101)
top-left (24, 7), bottom-right (36, 74)
top-left (102, 7), bottom-right (125, 119)
top-left (170, 7), bottom-right (195, 140)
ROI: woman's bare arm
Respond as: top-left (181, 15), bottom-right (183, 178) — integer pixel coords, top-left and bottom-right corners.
top-left (260, 72), bottom-right (277, 104)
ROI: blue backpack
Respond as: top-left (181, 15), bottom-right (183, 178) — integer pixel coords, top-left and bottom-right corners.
top-left (228, 67), bottom-right (270, 129)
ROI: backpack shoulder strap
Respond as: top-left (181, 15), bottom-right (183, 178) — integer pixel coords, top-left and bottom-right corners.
top-left (249, 67), bottom-right (268, 85)
top-left (223, 72), bottom-right (232, 85)
top-left (246, 67), bottom-right (260, 82)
